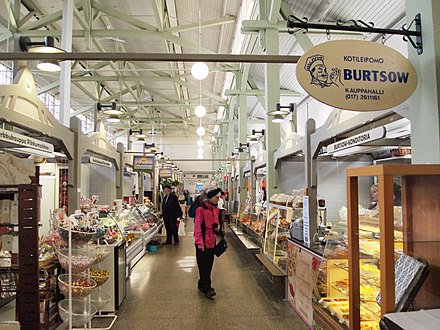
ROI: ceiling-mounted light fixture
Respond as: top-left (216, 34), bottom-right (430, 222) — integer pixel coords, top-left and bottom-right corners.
top-left (196, 126), bottom-right (206, 136)
top-left (98, 102), bottom-right (125, 123)
top-left (129, 128), bottom-right (147, 142)
top-left (247, 129), bottom-right (265, 143)
top-left (271, 114), bottom-right (285, 123)
top-left (197, 147), bottom-right (204, 155)
top-left (191, 1), bottom-right (209, 81)
top-left (268, 103), bottom-right (297, 124)
top-left (19, 36), bottom-right (65, 72)
top-left (98, 102), bottom-right (124, 116)
top-left (145, 143), bottom-right (158, 153)
top-left (191, 62), bottom-right (209, 80)
top-left (194, 105), bottom-right (207, 118)
top-left (197, 139), bottom-right (205, 147)
top-left (197, 154), bottom-right (204, 159)
top-left (106, 114), bottom-right (120, 123)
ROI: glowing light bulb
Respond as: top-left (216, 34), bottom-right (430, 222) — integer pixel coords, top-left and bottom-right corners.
top-left (194, 105), bottom-right (207, 118)
top-left (191, 62), bottom-right (209, 80)
top-left (196, 126), bottom-right (206, 136)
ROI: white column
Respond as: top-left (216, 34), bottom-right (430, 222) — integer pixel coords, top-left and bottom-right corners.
top-left (406, 0), bottom-right (440, 163)
top-left (59, 0), bottom-right (74, 127)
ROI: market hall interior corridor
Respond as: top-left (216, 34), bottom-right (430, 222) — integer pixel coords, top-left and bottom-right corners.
top-left (91, 220), bottom-right (307, 330)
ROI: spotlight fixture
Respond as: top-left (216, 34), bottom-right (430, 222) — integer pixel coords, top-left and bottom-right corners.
top-left (19, 36), bottom-right (65, 72)
top-left (144, 143), bottom-right (158, 152)
top-left (247, 129), bottom-right (265, 143)
top-left (129, 129), bottom-right (147, 142)
top-left (271, 114), bottom-right (285, 123)
top-left (97, 102), bottom-right (125, 116)
top-left (197, 139), bottom-right (205, 147)
top-left (268, 103), bottom-right (297, 124)
top-left (106, 114), bottom-right (120, 123)
top-left (235, 142), bottom-right (249, 152)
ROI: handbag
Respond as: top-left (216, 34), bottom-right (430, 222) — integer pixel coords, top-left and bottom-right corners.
top-left (178, 219), bottom-right (186, 236)
top-left (213, 238), bottom-right (227, 257)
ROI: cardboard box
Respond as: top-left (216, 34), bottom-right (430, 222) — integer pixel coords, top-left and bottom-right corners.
top-left (1, 200), bottom-right (10, 224)
top-left (0, 321), bottom-right (20, 329)
top-left (1, 235), bottom-right (13, 251)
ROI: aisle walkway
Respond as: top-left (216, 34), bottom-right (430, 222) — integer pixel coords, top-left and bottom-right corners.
top-left (100, 221), bottom-right (307, 330)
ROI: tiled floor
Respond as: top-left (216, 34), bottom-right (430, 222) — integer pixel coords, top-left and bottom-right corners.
top-left (92, 221), bottom-right (307, 330)
top-left (58, 220), bottom-right (308, 329)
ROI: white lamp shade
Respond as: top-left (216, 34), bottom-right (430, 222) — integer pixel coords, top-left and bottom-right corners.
top-left (106, 114), bottom-right (120, 123)
top-left (197, 148), bottom-right (204, 154)
top-left (197, 154), bottom-right (204, 159)
top-left (196, 139), bottom-right (205, 147)
top-left (191, 62), bottom-right (209, 80)
top-left (37, 60), bottom-right (61, 72)
top-left (271, 114), bottom-right (284, 123)
top-left (196, 126), bottom-right (206, 136)
top-left (194, 105), bottom-right (207, 118)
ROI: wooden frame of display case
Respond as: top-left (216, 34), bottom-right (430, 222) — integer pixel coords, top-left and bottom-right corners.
top-left (346, 164), bottom-right (440, 330)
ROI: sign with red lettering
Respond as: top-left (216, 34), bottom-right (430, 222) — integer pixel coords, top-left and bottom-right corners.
top-left (296, 40), bottom-right (418, 111)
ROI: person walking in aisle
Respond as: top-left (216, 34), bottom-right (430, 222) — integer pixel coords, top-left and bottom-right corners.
top-left (162, 185), bottom-right (183, 245)
top-left (194, 188), bottom-right (222, 298)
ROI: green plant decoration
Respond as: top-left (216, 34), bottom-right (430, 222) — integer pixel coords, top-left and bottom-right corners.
top-left (160, 178), bottom-right (180, 187)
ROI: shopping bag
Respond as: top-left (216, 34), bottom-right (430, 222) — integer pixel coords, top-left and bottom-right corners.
top-left (178, 219), bottom-right (186, 236)
top-left (213, 238), bottom-right (227, 257)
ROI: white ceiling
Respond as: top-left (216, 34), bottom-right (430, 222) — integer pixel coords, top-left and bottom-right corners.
top-left (0, 0), bottom-right (407, 171)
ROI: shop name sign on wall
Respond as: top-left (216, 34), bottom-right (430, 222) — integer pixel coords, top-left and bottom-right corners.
top-left (0, 128), bottom-right (54, 153)
top-left (327, 126), bottom-right (386, 154)
top-left (296, 40), bottom-right (418, 111)
top-left (89, 156), bottom-right (112, 168)
top-left (159, 168), bottom-right (172, 178)
top-left (133, 155), bottom-right (154, 171)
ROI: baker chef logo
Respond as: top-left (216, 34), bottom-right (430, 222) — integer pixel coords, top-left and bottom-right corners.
top-left (304, 54), bottom-right (343, 88)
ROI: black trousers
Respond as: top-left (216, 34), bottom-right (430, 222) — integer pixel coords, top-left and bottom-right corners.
top-left (164, 219), bottom-right (179, 243)
top-left (195, 246), bottom-right (215, 292)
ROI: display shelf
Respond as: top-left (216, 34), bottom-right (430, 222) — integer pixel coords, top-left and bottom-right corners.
top-left (346, 164), bottom-right (440, 329)
top-left (262, 203), bottom-right (297, 274)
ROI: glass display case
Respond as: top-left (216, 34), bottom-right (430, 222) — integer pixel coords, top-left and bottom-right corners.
top-left (263, 203), bottom-right (302, 273)
top-left (230, 199), bottom-right (266, 249)
top-left (314, 219), bottom-right (405, 330)
top-left (111, 205), bottom-right (163, 276)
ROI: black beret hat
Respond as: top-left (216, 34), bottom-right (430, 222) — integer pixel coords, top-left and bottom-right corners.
top-left (207, 188), bottom-right (222, 199)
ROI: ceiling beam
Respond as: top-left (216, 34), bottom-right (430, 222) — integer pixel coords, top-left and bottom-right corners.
top-left (166, 16), bottom-right (236, 34)
top-left (225, 89), bottom-right (302, 97)
top-left (0, 52), bottom-right (301, 63)
top-left (19, 10), bottom-right (63, 31)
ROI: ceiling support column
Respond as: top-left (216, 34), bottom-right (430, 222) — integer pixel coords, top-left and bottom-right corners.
top-left (237, 71), bottom-right (248, 203)
top-left (59, 0), bottom-right (74, 127)
top-left (406, 0), bottom-right (440, 163)
top-left (264, 27), bottom-right (281, 199)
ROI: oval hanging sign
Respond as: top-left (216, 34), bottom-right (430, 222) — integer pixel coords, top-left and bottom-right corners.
top-left (296, 40), bottom-right (418, 111)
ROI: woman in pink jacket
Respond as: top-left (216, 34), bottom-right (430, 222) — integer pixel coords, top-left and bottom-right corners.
top-left (194, 188), bottom-right (222, 298)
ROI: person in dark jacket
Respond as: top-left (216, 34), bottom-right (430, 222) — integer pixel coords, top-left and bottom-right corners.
top-left (162, 185), bottom-right (183, 245)
top-left (194, 187), bottom-right (222, 298)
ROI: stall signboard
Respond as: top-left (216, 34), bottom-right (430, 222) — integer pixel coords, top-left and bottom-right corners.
top-left (89, 156), bottom-right (112, 168)
top-left (0, 128), bottom-right (54, 153)
top-left (326, 126), bottom-right (386, 154)
top-left (287, 240), bottom-right (322, 328)
top-left (303, 196), bottom-right (310, 244)
top-left (133, 155), bottom-right (154, 171)
top-left (195, 183), bottom-right (204, 193)
top-left (159, 168), bottom-right (172, 178)
top-left (296, 40), bottom-right (418, 111)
